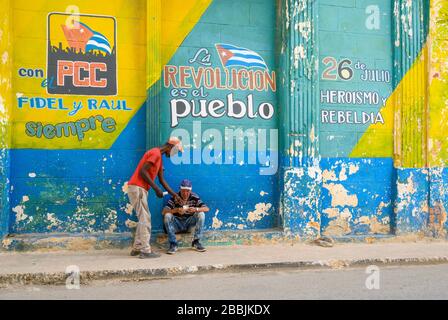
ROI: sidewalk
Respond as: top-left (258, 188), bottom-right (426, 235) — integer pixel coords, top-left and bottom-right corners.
top-left (1, 240), bottom-right (448, 286)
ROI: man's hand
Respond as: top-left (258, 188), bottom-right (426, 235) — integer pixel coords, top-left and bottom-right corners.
top-left (176, 207), bottom-right (185, 215)
top-left (155, 189), bottom-right (164, 198)
top-left (187, 207), bottom-right (197, 214)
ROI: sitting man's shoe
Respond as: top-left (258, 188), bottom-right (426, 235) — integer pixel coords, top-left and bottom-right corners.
top-left (130, 249), bottom-right (141, 256)
top-left (192, 240), bottom-right (206, 252)
top-left (167, 243), bottom-right (178, 255)
top-left (139, 251), bottom-right (161, 259)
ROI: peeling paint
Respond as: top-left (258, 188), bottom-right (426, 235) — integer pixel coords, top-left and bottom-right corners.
top-left (322, 169), bottom-right (337, 182)
top-left (323, 183), bottom-right (358, 207)
top-left (46, 213), bottom-right (60, 230)
top-left (323, 208), bottom-right (339, 219)
top-left (125, 219), bottom-right (138, 229)
top-left (1, 238), bottom-right (12, 249)
top-left (125, 203), bottom-right (133, 215)
top-left (348, 164), bottom-right (359, 175)
top-left (324, 213), bottom-right (352, 237)
top-left (339, 166), bottom-right (347, 181)
top-left (370, 216), bottom-right (391, 234)
top-left (12, 205), bottom-right (27, 222)
top-left (429, 202), bottom-right (447, 237)
top-left (293, 45), bottom-right (306, 68)
top-left (307, 221), bottom-right (320, 231)
top-left (376, 201), bottom-right (391, 215)
top-left (247, 203), bottom-right (272, 223)
top-left (122, 181), bottom-right (129, 194)
top-left (212, 210), bottom-right (223, 229)
top-left (295, 21), bottom-right (311, 40)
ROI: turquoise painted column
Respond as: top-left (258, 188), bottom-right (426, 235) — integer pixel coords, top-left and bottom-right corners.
top-left (0, 0), bottom-right (12, 240)
top-left (146, 0), bottom-right (162, 149)
top-left (278, 0), bottom-right (321, 239)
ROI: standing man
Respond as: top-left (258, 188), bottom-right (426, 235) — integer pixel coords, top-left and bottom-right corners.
top-left (162, 179), bottom-right (209, 254)
top-left (127, 137), bottom-right (183, 259)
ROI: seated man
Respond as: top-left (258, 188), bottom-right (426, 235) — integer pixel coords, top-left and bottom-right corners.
top-left (162, 179), bottom-right (209, 254)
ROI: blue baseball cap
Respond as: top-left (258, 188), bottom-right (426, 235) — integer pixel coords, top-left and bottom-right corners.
top-left (180, 179), bottom-right (192, 190)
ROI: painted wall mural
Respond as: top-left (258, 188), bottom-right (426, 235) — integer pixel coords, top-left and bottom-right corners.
top-left (12, 1), bottom-right (146, 150)
top-left (319, 0), bottom-right (393, 158)
top-left (160, 0), bottom-right (280, 231)
top-left (0, 0), bottom-right (447, 249)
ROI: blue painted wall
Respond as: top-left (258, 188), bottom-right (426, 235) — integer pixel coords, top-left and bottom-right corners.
top-left (159, 0), bottom-right (280, 232)
top-left (1, 0), bottom-right (446, 246)
top-left (7, 0), bottom-right (280, 236)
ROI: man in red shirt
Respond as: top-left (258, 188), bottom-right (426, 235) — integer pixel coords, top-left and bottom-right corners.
top-left (127, 137), bottom-right (183, 259)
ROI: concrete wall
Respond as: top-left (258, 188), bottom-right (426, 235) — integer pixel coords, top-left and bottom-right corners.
top-left (0, 0), bottom-right (447, 250)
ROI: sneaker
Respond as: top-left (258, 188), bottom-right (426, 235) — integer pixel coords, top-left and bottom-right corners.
top-left (167, 243), bottom-right (178, 255)
top-left (130, 249), bottom-right (141, 256)
top-left (139, 251), bottom-right (161, 259)
top-left (192, 240), bottom-right (206, 252)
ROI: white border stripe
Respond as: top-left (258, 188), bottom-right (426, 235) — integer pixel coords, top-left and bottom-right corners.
top-left (229, 56), bottom-right (267, 65)
top-left (87, 40), bottom-right (112, 54)
top-left (228, 49), bottom-right (260, 56)
top-left (92, 33), bottom-right (109, 43)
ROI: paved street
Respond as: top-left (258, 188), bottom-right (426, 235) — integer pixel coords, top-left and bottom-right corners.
top-left (1, 264), bottom-right (447, 300)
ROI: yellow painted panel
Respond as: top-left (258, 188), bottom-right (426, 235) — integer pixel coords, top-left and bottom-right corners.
top-left (428, 0), bottom-right (448, 167)
top-left (10, 0), bottom-right (212, 149)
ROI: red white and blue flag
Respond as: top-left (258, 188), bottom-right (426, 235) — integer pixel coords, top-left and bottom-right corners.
top-left (61, 22), bottom-right (112, 55)
top-left (215, 44), bottom-right (268, 69)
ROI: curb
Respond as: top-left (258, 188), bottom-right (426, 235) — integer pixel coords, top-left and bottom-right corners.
top-left (1, 256), bottom-right (448, 286)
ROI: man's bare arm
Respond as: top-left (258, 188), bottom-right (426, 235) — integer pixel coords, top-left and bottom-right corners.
top-left (162, 207), bottom-right (182, 216)
top-left (187, 206), bottom-right (210, 213)
top-left (140, 162), bottom-right (163, 197)
top-left (158, 169), bottom-right (182, 203)
top-left (158, 169), bottom-right (176, 196)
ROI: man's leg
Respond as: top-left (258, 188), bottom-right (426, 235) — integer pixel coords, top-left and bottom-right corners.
top-left (186, 212), bottom-right (206, 252)
top-left (191, 212), bottom-right (205, 242)
top-left (128, 185), bottom-right (153, 254)
top-left (164, 213), bottom-right (180, 245)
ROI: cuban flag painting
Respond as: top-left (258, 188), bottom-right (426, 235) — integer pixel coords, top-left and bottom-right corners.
top-left (61, 22), bottom-right (112, 55)
top-left (215, 44), bottom-right (268, 69)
